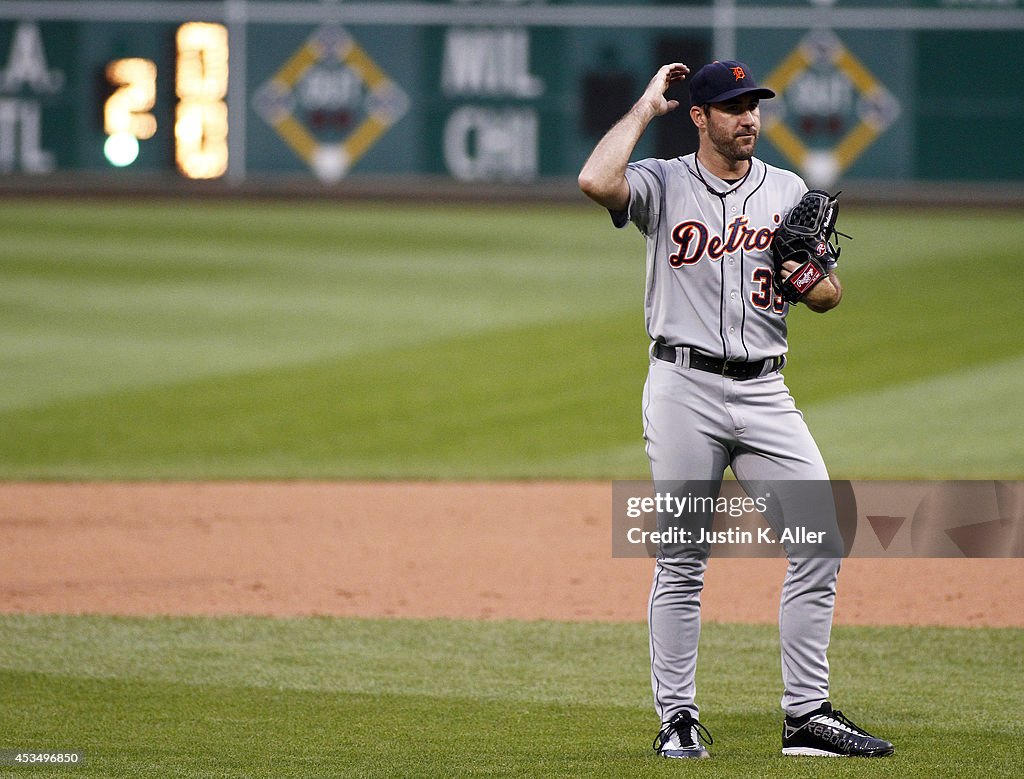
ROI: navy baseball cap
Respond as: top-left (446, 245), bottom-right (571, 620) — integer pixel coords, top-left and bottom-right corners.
top-left (688, 60), bottom-right (776, 107)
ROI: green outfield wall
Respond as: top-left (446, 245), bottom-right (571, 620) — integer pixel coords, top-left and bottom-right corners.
top-left (2, 0), bottom-right (1022, 189)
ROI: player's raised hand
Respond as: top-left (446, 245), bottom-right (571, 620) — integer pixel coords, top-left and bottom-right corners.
top-left (642, 63), bottom-right (690, 116)
top-left (578, 62), bottom-right (688, 210)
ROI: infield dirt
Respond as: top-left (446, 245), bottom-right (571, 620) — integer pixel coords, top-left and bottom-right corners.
top-left (0, 482), bottom-right (1019, 627)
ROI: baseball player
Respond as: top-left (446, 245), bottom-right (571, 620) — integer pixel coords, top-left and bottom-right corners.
top-left (578, 60), bottom-right (894, 758)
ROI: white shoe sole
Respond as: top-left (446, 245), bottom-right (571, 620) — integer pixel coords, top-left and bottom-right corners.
top-left (659, 750), bottom-right (710, 759)
top-left (782, 747), bottom-right (847, 757)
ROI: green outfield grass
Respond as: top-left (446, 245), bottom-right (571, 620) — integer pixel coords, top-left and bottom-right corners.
top-left (0, 198), bottom-right (1021, 479)
top-left (0, 614), bottom-right (1020, 778)
top-left (2, 200), bottom-right (1020, 779)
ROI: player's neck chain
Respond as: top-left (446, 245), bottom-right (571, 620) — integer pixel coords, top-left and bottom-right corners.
top-left (690, 156), bottom-right (753, 200)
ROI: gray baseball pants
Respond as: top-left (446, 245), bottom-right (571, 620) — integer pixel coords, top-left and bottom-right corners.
top-left (642, 352), bottom-right (841, 722)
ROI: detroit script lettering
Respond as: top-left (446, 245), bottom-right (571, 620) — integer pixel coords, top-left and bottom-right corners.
top-left (668, 215), bottom-right (778, 267)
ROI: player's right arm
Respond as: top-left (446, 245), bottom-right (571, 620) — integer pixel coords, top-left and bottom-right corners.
top-left (577, 63), bottom-right (689, 211)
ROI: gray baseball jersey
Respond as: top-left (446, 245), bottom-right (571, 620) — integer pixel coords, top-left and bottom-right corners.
top-left (612, 153), bottom-right (806, 361)
top-left (606, 152), bottom-right (841, 726)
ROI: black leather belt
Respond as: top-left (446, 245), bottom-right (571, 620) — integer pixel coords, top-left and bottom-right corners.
top-left (652, 343), bottom-right (783, 381)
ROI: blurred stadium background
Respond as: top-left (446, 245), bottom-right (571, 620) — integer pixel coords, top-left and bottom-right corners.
top-left (1, 0), bottom-right (1022, 198)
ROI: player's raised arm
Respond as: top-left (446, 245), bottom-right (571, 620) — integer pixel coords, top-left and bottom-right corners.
top-left (577, 63), bottom-right (689, 211)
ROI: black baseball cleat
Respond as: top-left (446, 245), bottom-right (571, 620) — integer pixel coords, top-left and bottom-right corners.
top-left (653, 710), bottom-right (713, 758)
top-left (782, 702), bottom-right (894, 757)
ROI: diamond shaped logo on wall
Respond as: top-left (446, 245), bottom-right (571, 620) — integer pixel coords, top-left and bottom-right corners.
top-left (254, 26), bottom-right (408, 182)
top-left (761, 30), bottom-right (900, 187)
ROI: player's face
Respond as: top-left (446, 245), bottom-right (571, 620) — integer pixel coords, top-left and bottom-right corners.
top-left (705, 95), bottom-right (761, 162)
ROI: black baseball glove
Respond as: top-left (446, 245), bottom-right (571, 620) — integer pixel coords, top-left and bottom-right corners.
top-left (771, 190), bottom-right (847, 304)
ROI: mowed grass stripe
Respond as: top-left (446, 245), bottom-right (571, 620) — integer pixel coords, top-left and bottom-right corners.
top-left (0, 200), bottom-right (645, 414)
top-left (0, 615), bottom-right (1020, 778)
top-left (807, 355), bottom-right (1024, 477)
top-left (9, 674), bottom-right (1020, 779)
top-left (0, 311), bottom-right (648, 479)
top-left (2, 615), bottom-right (1019, 713)
top-left (2, 311), bottom-right (1023, 478)
top-left (783, 244), bottom-right (1023, 403)
top-left (2, 306), bottom-right (1022, 478)
top-left (0, 199), bottom-right (1021, 478)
